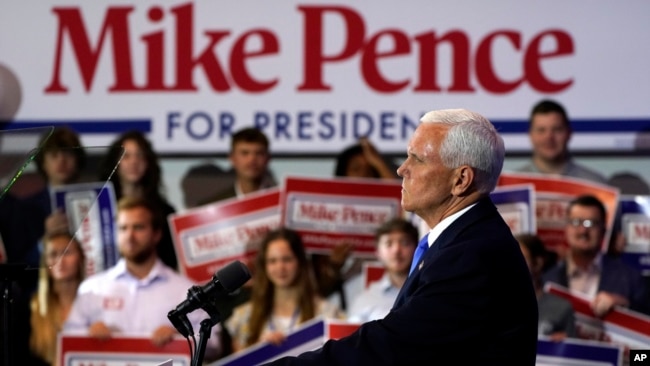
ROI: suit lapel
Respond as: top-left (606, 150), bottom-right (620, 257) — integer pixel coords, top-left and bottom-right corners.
top-left (393, 198), bottom-right (498, 308)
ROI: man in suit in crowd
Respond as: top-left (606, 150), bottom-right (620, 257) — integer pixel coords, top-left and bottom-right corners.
top-left (266, 109), bottom-right (539, 365)
top-left (543, 194), bottom-right (650, 316)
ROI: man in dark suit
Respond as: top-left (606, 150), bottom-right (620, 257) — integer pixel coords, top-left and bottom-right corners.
top-left (543, 194), bottom-right (650, 316)
top-left (266, 109), bottom-right (538, 365)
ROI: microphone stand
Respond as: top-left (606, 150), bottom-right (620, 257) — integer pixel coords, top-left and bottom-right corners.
top-left (192, 301), bottom-right (221, 366)
top-left (0, 263), bottom-right (27, 366)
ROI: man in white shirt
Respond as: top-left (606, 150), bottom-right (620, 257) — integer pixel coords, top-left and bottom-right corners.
top-left (64, 197), bottom-right (221, 360)
top-left (347, 218), bottom-right (418, 323)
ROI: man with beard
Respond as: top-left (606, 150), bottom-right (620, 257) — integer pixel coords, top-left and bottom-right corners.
top-left (63, 197), bottom-right (222, 359)
top-left (517, 99), bottom-right (606, 183)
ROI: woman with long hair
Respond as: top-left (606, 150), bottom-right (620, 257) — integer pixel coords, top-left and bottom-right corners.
top-left (29, 232), bottom-right (85, 365)
top-left (226, 228), bottom-right (343, 352)
top-left (99, 130), bottom-right (178, 270)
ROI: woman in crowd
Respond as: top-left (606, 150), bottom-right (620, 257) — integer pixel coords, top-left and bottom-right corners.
top-left (30, 232), bottom-right (85, 365)
top-left (99, 130), bottom-right (178, 269)
top-left (334, 138), bottom-right (398, 180)
top-left (226, 228), bottom-right (343, 352)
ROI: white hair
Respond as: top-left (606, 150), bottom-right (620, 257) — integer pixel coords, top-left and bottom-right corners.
top-left (420, 109), bottom-right (505, 194)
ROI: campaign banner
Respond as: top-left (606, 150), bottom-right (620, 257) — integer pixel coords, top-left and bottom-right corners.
top-left (326, 320), bottom-right (362, 340)
top-left (490, 184), bottom-right (536, 235)
top-left (282, 176), bottom-right (402, 256)
top-left (326, 320), bottom-right (624, 365)
top-left (619, 195), bottom-right (650, 276)
top-left (546, 283), bottom-right (650, 358)
top-left (408, 183), bottom-right (536, 238)
top-left (362, 261), bottom-right (386, 289)
top-left (50, 181), bottom-right (118, 276)
top-left (212, 318), bottom-right (325, 366)
top-left (536, 337), bottom-right (622, 366)
top-left (1, 1), bottom-right (649, 154)
top-left (58, 335), bottom-right (190, 366)
top-left (169, 188), bottom-right (280, 282)
top-left (498, 173), bottom-right (619, 255)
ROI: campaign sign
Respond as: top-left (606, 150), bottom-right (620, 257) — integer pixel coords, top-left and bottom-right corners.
top-left (212, 318), bottom-right (325, 366)
top-left (282, 176), bottom-right (402, 256)
top-left (536, 336), bottom-right (622, 366)
top-left (326, 320), bottom-right (362, 340)
top-left (619, 195), bottom-right (650, 276)
top-left (546, 283), bottom-right (650, 355)
top-left (50, 181), bottom-right (118, 276)
top-left (490, 184), bottom-right (536, 235)
top-left (498, 173), bottom-right (619, 255)
top-left (362, 261), bottom-right (385, 289)
top-left (58, 335), bottom-right (190, 366)
top-left (169, 188), bottom-right (280, 282)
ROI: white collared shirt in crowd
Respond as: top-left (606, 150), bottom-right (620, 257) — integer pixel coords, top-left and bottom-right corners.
top-left (63, 258), bottom-right (221, 355)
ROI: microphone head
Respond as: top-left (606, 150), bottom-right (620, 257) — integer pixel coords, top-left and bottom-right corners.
top-left (216, 261), bottom-right (251, 292)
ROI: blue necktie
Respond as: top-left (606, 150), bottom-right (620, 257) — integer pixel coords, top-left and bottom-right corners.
top-left (409, 234), bottom-right (429, 275)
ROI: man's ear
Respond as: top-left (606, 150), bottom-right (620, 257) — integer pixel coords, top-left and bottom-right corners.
top-left (451, 165), bottom-right (474, 196)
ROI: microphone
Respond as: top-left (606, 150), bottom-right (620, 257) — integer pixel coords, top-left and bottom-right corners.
top-left (168, 260), bottom-right (251, 337)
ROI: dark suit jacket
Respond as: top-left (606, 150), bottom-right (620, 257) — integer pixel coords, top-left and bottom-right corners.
top-left (268, 197), bottom-right (539, 365)
top-left (542, 255), bottom-right (650, 315)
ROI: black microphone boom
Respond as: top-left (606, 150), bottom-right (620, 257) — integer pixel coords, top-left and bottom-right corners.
top-left (168, 260), bottom-right (251, 337)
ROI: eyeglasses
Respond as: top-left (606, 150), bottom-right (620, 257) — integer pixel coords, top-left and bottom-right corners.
top-left (567, 218), bottom-right (601, 228)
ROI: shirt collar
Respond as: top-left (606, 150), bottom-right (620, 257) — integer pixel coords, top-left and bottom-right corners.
top-left (427, 203), bottom-right (477, 247)
top-left (109, 258), bottom-right (169, 285)
top-left (378, 273), bottom-right (399, 293)
top-left (567, 253), bottom-right (603, 277)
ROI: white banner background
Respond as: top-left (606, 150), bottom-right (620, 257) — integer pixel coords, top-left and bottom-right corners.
top-left (1, 1), bottom-right (649, 154)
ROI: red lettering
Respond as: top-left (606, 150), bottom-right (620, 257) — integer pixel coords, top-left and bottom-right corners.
top-left (298, 6), bottom-right (366, 91)
top-left (414, 31), bottom-right (472, 92)
top-left (172, 3), bottom-right (230, 91)
top-left (633, 224), bottom-right (650, 240)
top-left (524, 30), bottom-right (574, 92)
top-left (45, 6), bottom-right (135, 93)
top-left (230, 30), bottom-right (280, 92)
top-left (299, 203), bottom-right (339, 221)
top-left (194, 233), bottom-right (230, 251)
top-left (236, 224), bottom-right (274, 242)
top-left (299, 5), bottom-right (574, 94)
top-left (45, 3), bottom-right (280, 93)
top-left (475, 30), bottom-right (524, 94)
top-left (361, 30), bottom-right (410, 92)
top-left (45, 3), bottom-right (574, 95)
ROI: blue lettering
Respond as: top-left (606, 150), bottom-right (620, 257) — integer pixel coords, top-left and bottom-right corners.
top-left (402, 114), bottom-right (420, 138)
top-left (297, 111), bottom-right (312, 139)
top-left (219, 112), bottom-right (236, 138)
top-left (166, 111), bottom-right (181, 139)
top-left (353, 112), bottom-right (373, 138)
top-left (275, 112), bottom-right (291, 139)
top-left (319, 111), bottom-right (335, 139)
top-left (380, 112), bottom-right (395, 139)
top-left (186, 112), bottom-right (213, 140)
top-left (254, 111), bottom-right (270, 130)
